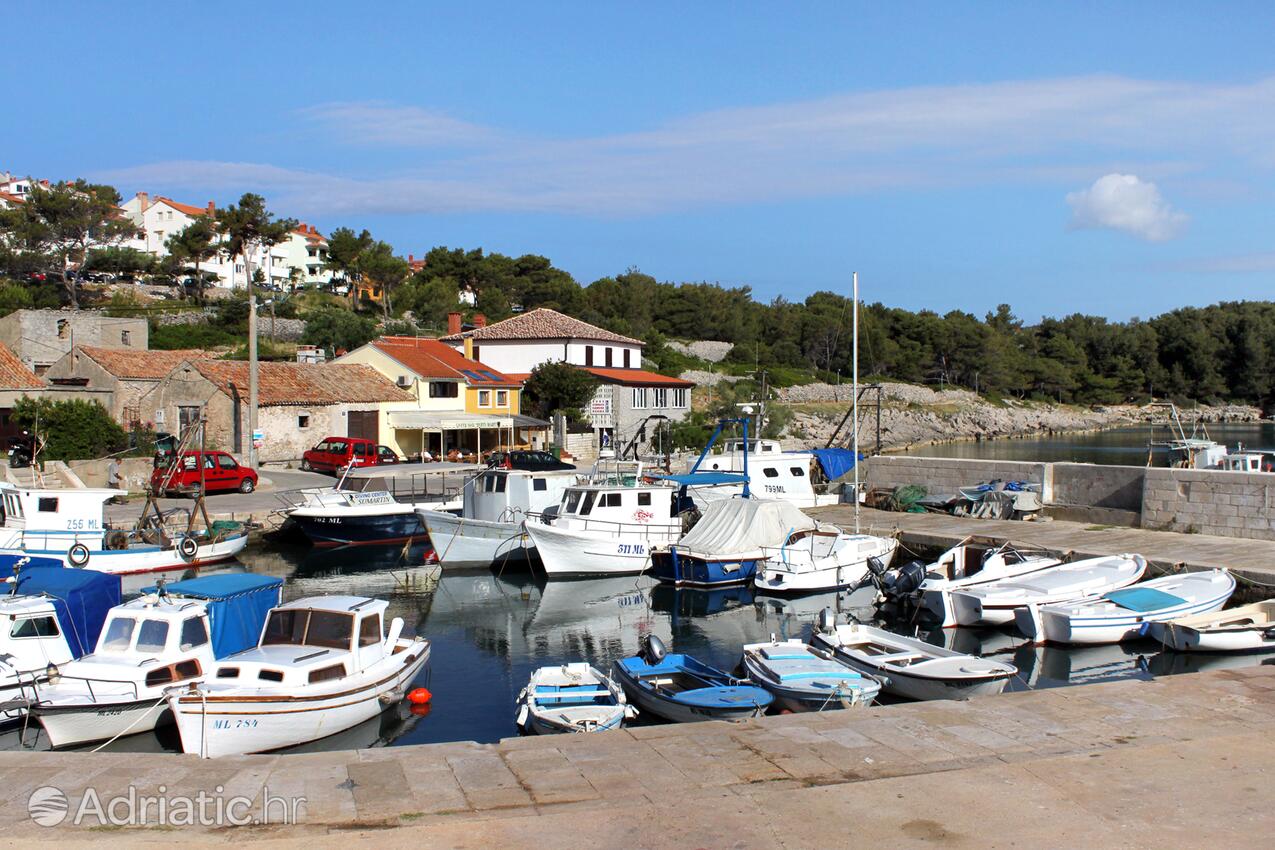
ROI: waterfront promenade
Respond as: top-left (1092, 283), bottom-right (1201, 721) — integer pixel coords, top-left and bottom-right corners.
top-left (6, 666), bottom-right (1272, 846)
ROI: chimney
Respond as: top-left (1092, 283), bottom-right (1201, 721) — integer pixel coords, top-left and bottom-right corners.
top-left (474, 313), bottom-right (487, 328)
top-left (464, 337), bottom-right (474, 360)
top-left (206, 201), bottom-right (215, 216)
top-left (408, 254), bottom-right (414, 264)
top-left (138, 191), bottom-right (149, 211)
top-left (447, 312), bottom-right (462, 335)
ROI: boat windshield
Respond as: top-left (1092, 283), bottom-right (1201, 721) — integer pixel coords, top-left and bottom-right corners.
top-left (135, 619), bottom-right (170, 654)
top-left (564, 491), bottom-right (581, 514)
top-left (261, 609), bottom-right (354, 650)
top-left (100, 616), bottom-right (137, 652)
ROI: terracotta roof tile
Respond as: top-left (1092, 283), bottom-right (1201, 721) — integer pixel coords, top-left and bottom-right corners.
top-left (371, 337), bottom-right (521, 387)
top-left (191, 361), bottom-right (413, 406)
top-left (583, 367), bottom-right (694, 388)
top-left (439, 308), bottom-right (642, 345)
top-left (155, 196), bottom-right (212, 217)
top-left (0, 343), bottom-right (42, 389)
top-left (79, 346), bottom-right (208, 380)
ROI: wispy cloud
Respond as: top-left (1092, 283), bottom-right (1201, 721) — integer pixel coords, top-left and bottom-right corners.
top-left (1066, 173), bottom-right (1189, 241)
top-left (94, 75), bottom-right (1275, 218)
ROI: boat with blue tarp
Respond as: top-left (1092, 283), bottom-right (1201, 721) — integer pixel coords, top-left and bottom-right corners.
top-left (612, 635), bottom-right (772, 722)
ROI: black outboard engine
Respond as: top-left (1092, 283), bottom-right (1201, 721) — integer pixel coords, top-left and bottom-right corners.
top-left (883, 560), bottom-right (930, 598)
top-left (640, 633), bottom-right (667, 665)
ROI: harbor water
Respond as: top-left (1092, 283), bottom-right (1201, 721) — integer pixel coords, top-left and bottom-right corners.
top-left (6, 538), bottom-right (1270, 755)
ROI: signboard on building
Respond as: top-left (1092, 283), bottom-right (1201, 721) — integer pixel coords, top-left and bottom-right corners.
top-left (252, 428), bottom-right (264, 449)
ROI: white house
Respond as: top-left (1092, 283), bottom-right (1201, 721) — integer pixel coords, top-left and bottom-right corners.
top-left (283, 224), bottom-right (329, 288)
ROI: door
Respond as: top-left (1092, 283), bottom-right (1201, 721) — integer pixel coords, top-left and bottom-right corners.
top-left (347, 410), bottom-right (379, 443)
top-left (178, 406), bottom-right (201, 439)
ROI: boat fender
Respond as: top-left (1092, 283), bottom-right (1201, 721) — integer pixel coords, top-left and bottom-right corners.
top-left (67, 543), bottom-right (90, 568)
top-left (515, 703), bottom-right (529, 728)
top-left (177, 536), bottom-right (199, 561)
top-left (384, 616), bottom-right (404, 649)
top-left (408, 687), bottom-right (432, 705)
top-left (641, 634), bottom-right (667, 664)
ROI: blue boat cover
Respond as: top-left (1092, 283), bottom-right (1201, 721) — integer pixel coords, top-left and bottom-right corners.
top-left (811, 448), bottom-right (861, 482)
top-left (0, 554), bottom-right (65, 580)
top-left (143, 574), bottom-right (283, 658)
top-left (1103, 586), bottom-right (1186, 612)
top-left (675, 686), bottom-right (773, 708)
top-left (655, 472), bottom-right (749, 487)
top-left (15, 567), bottom-right (121, 657)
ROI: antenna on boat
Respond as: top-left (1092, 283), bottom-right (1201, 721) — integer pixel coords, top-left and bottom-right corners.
top-left (852, 271), bottom-right (860, 534)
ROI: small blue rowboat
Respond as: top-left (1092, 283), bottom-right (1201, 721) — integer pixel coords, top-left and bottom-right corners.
top-left (515, 663), bottom-right (636, 734)
top-left (741, 638), bottom-right (881, 712)
top-left (613, 636), bottom-right (772, 723)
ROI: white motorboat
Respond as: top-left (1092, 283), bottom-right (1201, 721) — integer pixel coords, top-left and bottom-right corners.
top-left (515, 663), bottom-right (636, 734)
top-left (0, 483), bottom-right (248, 574)
top-left (0, 565), bottom-right (121, 720)
top-left (811, 613), bottom-right (1017, 701)
top-left (741, 638), bottom-right (880, 711)
top-left (31, 574), bottom-right (283, 748)
top-left (420, 467), bottom-right (578, 568)
top-left (902, 538), bottom-right (1063, 627)
top-left (167, 595), bottom-right (431, 757)
top-left (1151, 599), bottom-right (1275, 653)
top-left (947, 554), bottom-right (1147, 627)
top-left (1017, 569), bottom-right (1236, 645)
top-left (692, 438), bottom-right (843, 509)
top-left (754, 528), bottom-right (898, 594)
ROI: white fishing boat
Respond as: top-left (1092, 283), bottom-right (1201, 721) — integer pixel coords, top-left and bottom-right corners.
top-left (1150, 599), bottom-right (1275, 653)
top-left (515, 663), bottom-right (636, 734)
top-left (0, 483), bottom-right (248, 574)
top-left (1017, 569), bottom-right (1236, 645)
top-left (0, 565), bottom-right (121, 720)
top-left (692, 439), bottom-right (845, 509)
top-left (740, 637), bottom-right (880, 711)
top-left (754, 528), bottom-right (898, 594)
top-left (811, 611), bottom-right (1017, 701)
top-left (947, 554), bottom-right (1147, 627)
top-left (167, 595), bottom-right (431, 757)
top-left (31, 574), bottom-right (282, 748)
top-left (419, 468), bottom-right (577, 568)
top-left (909, 539), bottom-right (1064, 627)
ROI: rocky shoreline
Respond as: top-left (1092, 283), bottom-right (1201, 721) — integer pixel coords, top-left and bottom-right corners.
top-left (775, 381), bottom-right (1264, 451)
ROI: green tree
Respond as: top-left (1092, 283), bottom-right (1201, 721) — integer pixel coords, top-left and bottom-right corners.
top-left (165, 216), bottom-right (220, 302)
top-left (302, 306), bottom-right (377, 354)
top-left (522, 362), bottom-right (599, 421)
top-left (215, 194), bottom-right (296, 293)
top-left (358, 240), bottom-right (409, 319)
top-left (324, 227), bottom-right (373, 291)
top-left (83, 246), bottom-right (155, 278)
top-left (11, 396), bottom-right (127, 461)
top-left (0, 281), bottom-right (34, 317)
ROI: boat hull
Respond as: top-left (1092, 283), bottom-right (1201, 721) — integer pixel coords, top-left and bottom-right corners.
top-left (755, 538), bottom-right (898, 595)
top-left (0, 533), bottom-right (249, 576)
top-left (524, 522), bottom-right (663, 577)
top-left (649, 549), bottom-right (760, 587)
top-left (617, 681), bottom-right (768, 723)
top-left (291, 512), bottom-right (426, 547)
top-left (1153, 622), bottom-right (1275, 653)
top-left (420, 510), bottom-right (533, 568)
top-left (1026, 594), bottom-right (1233, 645)
top-left (34, 698), bottom-right (170, 748)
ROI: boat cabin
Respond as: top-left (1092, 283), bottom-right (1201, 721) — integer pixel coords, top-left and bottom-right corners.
top-left (554, 481), bottom-right (683, 533)
top-left (210, 596), bottom-right (397, 686)
top-left (81, 594), bottom-right (221, 688)
top-left (1219, 451), bottom-right (1270, 473)
top-left (464, 468), bottom-right (578, 522)
top-left (0, 483), bottom-right (120, 552)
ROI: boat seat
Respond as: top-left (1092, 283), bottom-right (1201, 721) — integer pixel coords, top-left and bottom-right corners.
top-left (536, 689), bottom-right (610, 699)
top-left (874, 651), bottom-right (925, 664)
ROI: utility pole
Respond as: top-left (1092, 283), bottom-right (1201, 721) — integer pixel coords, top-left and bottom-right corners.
top-left (247, 252), bottom-right (259, 469)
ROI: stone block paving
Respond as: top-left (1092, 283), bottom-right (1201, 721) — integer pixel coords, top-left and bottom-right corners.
top-left (5, 664), bottom-right (1272, 845)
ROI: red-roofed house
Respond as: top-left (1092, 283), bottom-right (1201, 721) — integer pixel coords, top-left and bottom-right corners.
top-left (336, 337), bottom-right (548, 458)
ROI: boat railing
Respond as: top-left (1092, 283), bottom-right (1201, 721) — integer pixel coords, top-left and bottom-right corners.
top-left (52, 672), bottom-right (142, 704)
top-left (18, 529), bottom-right (106, 551)
top-left (557, 516), bottom-right (681, 541)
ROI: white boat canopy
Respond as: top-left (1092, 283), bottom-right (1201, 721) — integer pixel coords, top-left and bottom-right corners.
top-left (676, 499), bottom-right (828, 557)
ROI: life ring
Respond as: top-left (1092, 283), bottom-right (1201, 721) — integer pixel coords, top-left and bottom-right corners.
top-left (177, 536), bottom-right (199, 562)
top-left (67, 543), bottom-right (90, 568)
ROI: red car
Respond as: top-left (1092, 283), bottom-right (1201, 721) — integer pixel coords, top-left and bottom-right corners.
top-left (152, 451), bottom-right (258, 495)
top-left (300, 437), bottom-right (400, 474)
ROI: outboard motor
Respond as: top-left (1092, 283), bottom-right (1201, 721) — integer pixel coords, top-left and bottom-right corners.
top-left (817, 607), bottom-right (838, 635)
top-left (884, 560), bottom-right (931, 598)
top-left (640, 633), bottom-right (667, 665)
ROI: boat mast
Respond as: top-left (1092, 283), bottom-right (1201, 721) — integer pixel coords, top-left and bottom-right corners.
top-left (852, 271), bottom-right (860, 534)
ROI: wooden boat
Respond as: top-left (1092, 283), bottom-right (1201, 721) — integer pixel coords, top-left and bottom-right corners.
top-left (167, 595), bottom-right (431, 757)
top-left (740, 638), bottom-right (880, 711)
top-left (515, 663), bottom-right (636, 734)
top-left (1018, 569), bottom-right (1236, 645)
top-left (612, 635), bottom-right (771, 723)
top-left (810, 610), bottom-right (1017, 701)
top-left (947, 554), bottom-right (1147, 627)
top-left (1150, 599), bottom-right (1275, 653)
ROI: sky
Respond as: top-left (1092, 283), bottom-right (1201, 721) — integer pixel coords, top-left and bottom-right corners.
top-left (5, 1), bottom-right (1275, 321)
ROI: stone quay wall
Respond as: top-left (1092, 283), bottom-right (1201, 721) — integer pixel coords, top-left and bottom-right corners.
top-left (1142, 467), bottom-right (1275, 540)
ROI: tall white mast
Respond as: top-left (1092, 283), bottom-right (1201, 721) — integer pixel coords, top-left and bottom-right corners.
top-left (852, 271), bottom-right (860, 533)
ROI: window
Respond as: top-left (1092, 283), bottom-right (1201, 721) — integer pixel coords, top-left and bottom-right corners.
top-left (585, 346), bottom-right (594, 366)
top-left (306, 611), bottom-right (354, 648)
top-left (101, 617), bottom-right (136, 651)
top-left (37, 498), bottom-right (58, 513)
top-left (203, 455), bottom-right (216, 470)
top-left (673, 389), bottom-right (688, 408)
top-left (120, 330), bottom-right (130, 345)
top-left (496, 390), bottom-right (508, 407)
top-left (623, 349), bottom-right (631, 369)
top-left (217, 455), bottom-right (238, 469)
top-left (57, 319), bottom-right (69, 338)
top-left (258, 669), bottom-right (284, 682)
top-left (637, 492), bottom-right (651, 506)
top-left (579, 492), bottom-right (596, 515)
top-left (790, 466), bottom-right (806, 477)
top-left (601, 492), bottom-right (622, 507)
top-left (180, 617), bottom-right (209, 650)
top-left (763, 467), bottom-right (779, 478)
top-left (217, 667), bottom-right (239, 679)
top-left (632, 388), bottom-right (647, 409)
top-left (358, 614), bottom-right (382, 646)
top-left (495, 476), bottom-right (507, 492)
top-left (429, 382), bottom-right (459, 398)
top-left (533, 478), bottom-right (547, 491)
top-left (353, 442), bottom-right (369, 457)
top-left (136, 619), bottom-right (170, 653)
top-left (297, 414), bottom-right (310, 429)
top-left (10, 616), bottom-right (59, 639)
top-left (565, 491), bottom-right (581, 513)
top-left (605, 348), bottom-right (613, 367)
top-left (653, 388), bottom-right (668, 408)
top-left (309, 663), bottom-right (347, 684)
top-left (478, 390), bottom-right (491, 407)
top-left (472, 345), bottom-right (481, 361)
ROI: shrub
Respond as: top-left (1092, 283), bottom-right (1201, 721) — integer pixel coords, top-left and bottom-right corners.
top-left (12, 396), bottom-right (127, 461)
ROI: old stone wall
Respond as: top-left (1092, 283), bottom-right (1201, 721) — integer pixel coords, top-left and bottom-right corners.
top-left (1142, 467), bottom-right (1275, 540)
top-left (1051, 462), bottom-right (1145, 512)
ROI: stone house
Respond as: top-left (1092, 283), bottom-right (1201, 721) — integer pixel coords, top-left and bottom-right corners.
top-left (140, 360), bottom-right (413, 462)
top-left (44, 346), bottom-right (206, 426)
top-left (0, 310), bottom-right (148, 376)
top-left (0, 342), bottom-right (47, 441)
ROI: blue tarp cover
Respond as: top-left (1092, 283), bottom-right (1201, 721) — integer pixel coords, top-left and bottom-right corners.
top-left (656, 472), bottom-right (749, 487)
top-left (144, 574), bottom-right (283, 658)
top-left (0, 554), bottom-right (65, 580)
top-left (811, 448), bottom-right (862, 482)
top-left (1103, 586), bottom-right (1186, 613)
top-left (15, 567), bottom-right (122, 657)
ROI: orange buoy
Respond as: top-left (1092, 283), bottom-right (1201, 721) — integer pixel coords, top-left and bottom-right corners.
top-left (408, 687), bottom-right (432, 705)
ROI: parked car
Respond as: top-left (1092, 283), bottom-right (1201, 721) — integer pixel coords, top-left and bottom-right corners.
top-left (300, 437), bottom-right (383, 473)
top-left (151, 450), bottom-right (258, 495)
top-left (376, 445), bottom-right (401, 464)
top-left (486, 450), bottom-right (576, 472)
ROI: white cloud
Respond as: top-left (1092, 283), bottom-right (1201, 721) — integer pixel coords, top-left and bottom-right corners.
top-left (1066, 174), bottom-right (1188, 241)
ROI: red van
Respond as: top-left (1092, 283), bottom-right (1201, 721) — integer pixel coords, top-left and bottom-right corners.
top-left (151, 451), bottom-right (258, 495)
top-left (300, 437), bottom-right (399, 473)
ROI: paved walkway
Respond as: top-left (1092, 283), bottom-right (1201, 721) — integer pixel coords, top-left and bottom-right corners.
top-left (811, 504), bottom-right (1275, 586)
top-left (6, 666), bottom-right (1274, 846)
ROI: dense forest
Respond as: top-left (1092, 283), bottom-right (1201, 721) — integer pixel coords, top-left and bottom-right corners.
top-left (395, 247), bottom-right (1274, 409)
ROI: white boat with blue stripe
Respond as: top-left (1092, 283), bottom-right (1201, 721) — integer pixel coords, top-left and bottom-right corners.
top-left (515, 663), bottom-right (636, 734)
top-left (1017, 569), bottom-right (1237, 645)
top-left (741, 638), bottom-right (880, 711)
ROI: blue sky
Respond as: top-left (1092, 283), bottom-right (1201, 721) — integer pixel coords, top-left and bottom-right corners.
top-left (6, 1), bottom-right (1275, 320)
